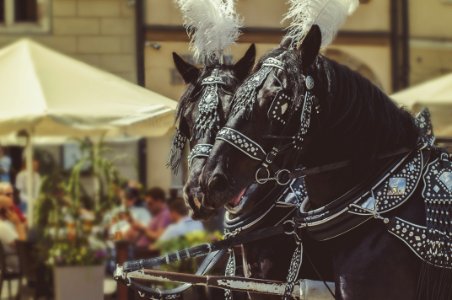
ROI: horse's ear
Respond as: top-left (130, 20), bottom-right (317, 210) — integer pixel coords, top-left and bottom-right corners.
top-left (173, 52), bottom-right (200, 84)
top-left (234, 44), bottom-right (256, 81)
top-left (300, 25), bottom-right (321, 71)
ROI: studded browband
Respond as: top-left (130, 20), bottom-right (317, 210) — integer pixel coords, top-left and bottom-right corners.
top-left (216, 127), bottom-right (267, 161)
top-left (187, 144), bottom-right (213, 168)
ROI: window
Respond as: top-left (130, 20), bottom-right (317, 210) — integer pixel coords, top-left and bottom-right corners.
top-left (15, 0), bottom-right (38, 23)
top-left (0, 0), bottom-right (50, 33)
top-left (0, 1), bottom-right (4, 23)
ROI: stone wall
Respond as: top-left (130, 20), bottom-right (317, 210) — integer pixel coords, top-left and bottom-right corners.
top-left (0, 0), bottom-right (137, 83)
top-left (146, 0), bottom-right (390, 32)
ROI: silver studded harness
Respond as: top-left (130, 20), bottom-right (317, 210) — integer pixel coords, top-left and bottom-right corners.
top-left (118, 57), bottom-right (452, 299)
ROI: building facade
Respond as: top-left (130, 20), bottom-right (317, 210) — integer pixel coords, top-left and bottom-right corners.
top-left (0, 0), bottom-right (137, 82)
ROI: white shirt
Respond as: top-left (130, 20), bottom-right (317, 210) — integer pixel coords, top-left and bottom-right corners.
top-left (0, 219), bottom-right (19, 271)
top-left (0, 156), bottom-right (11, 181)
top-left (158, 216), bottom-right (204, 242)
top-left (104, 205), bottom-right (152, 237)
top-left (129, 206), bottom-right (152, 227)
top-left (15, 170), bottom-right (41, 204)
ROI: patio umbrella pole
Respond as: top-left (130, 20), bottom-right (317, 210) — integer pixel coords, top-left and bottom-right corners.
top-left (25, 132), bottom-right (34, 225)
top-left (93, 139), bottom-right (100, 212)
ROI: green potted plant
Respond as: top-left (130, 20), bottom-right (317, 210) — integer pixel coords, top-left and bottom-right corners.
top-left (34, 139), bottom-right (123, 300)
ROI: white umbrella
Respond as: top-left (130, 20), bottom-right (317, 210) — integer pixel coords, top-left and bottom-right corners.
top-left (391, 73), bottom-right (452, 138)
top-left (0, 39), bottom-right (178, 223)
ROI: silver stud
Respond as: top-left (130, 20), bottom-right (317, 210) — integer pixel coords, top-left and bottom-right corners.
top-left (305, 76), bottom-right (314, 90)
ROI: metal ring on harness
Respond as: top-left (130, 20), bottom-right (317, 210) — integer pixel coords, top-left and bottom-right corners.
top-left (255, 167), bottom-right (271, 184)
top-left (275, 169), bottom-right (292, 185)
top-left (283, 220), bottom-right (296, 235)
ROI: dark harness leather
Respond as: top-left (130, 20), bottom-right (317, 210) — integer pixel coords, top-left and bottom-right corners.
top-left (297, 149), bottom-right (428, 241)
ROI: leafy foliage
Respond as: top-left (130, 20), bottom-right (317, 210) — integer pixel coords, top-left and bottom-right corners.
top-left (34, 138), bottom-right (125, 266)
top-left (156, 230), bottom-right (223, 273)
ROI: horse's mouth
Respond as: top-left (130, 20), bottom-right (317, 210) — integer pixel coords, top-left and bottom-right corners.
top-left (227, 188), bottom-right (247, 207)
top-left (225, 183), bottom-right (257, 213)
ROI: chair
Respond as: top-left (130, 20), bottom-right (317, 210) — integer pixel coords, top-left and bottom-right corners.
top-left (0, 242), bottom-right (21, 300)
top-left (15, 240), bottom-right (53, 299)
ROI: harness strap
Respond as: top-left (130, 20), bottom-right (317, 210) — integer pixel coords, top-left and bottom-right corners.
top-left (288, 147), bottom-right (413, 180)
top-left (224, 249), bottom-right (237, 300)
top-left (121, 222), bottom-right (289, 272)
top-left (283, 242), bottom-right (303, 300)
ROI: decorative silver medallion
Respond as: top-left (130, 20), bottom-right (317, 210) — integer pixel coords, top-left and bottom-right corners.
top-left (438, 171), bottom-right (452, 192)
top-left (305, 75), bottom-right (314, 90)
top-left (388, 177), bottom-right (407, 196)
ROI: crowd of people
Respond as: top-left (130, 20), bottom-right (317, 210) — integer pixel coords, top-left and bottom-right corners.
top-left (105, 185), bottom-right (204, 250)
top-left (0, 145), bottom-right (207, 276)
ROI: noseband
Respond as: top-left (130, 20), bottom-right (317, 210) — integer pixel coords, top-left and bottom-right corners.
top-left (216, 57), bottom-right (316, 185)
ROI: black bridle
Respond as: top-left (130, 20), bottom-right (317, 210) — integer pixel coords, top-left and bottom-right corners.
top-left (216, 56), bottom-right (316, 186)
top-left (170, 69), bottom-right (227, 171)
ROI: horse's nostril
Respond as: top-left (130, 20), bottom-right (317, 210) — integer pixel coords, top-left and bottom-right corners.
top-left (208, 174), bottom-right (228, 192)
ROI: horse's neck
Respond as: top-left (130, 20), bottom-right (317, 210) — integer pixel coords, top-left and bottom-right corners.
top-left (302, 58), bottom-right (418, 208)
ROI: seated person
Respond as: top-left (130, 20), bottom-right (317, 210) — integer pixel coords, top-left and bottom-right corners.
top-left (0, 182), bottom-right (26, 223)
top-left (0, 195), bottom-right (27, 272)
top-left (158, 197), bottom-right (204, 242)
top-left (125, 187), bottom-right (151, 227)
top-left (129, 187), bottom-right (171, 247)
top-left (108, 187), bottom-right (151, 239)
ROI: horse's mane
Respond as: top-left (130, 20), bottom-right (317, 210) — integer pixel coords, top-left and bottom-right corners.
top-left (253, 47), bottom-right (420, 162)
top-left (317, 56), bottom-right (420, 159)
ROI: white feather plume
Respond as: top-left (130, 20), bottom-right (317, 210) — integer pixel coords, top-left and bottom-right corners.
top-left (175, 0), bottom-right (242, 63)
top-left (284, 0), bottom-right (359, 48)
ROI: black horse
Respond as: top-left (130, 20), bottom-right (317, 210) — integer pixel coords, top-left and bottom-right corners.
top-left (170, 45), bottom-right (255, 220)
top-left (124, 46), bottom-right (256, 299)
top-left (200, 26), bottom-right (452, 300)
top-left (173, 44), bottom-right (313, 299)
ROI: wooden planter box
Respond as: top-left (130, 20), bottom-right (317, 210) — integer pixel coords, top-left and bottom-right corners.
top-left (54, 265), bottom-right (104, 300)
